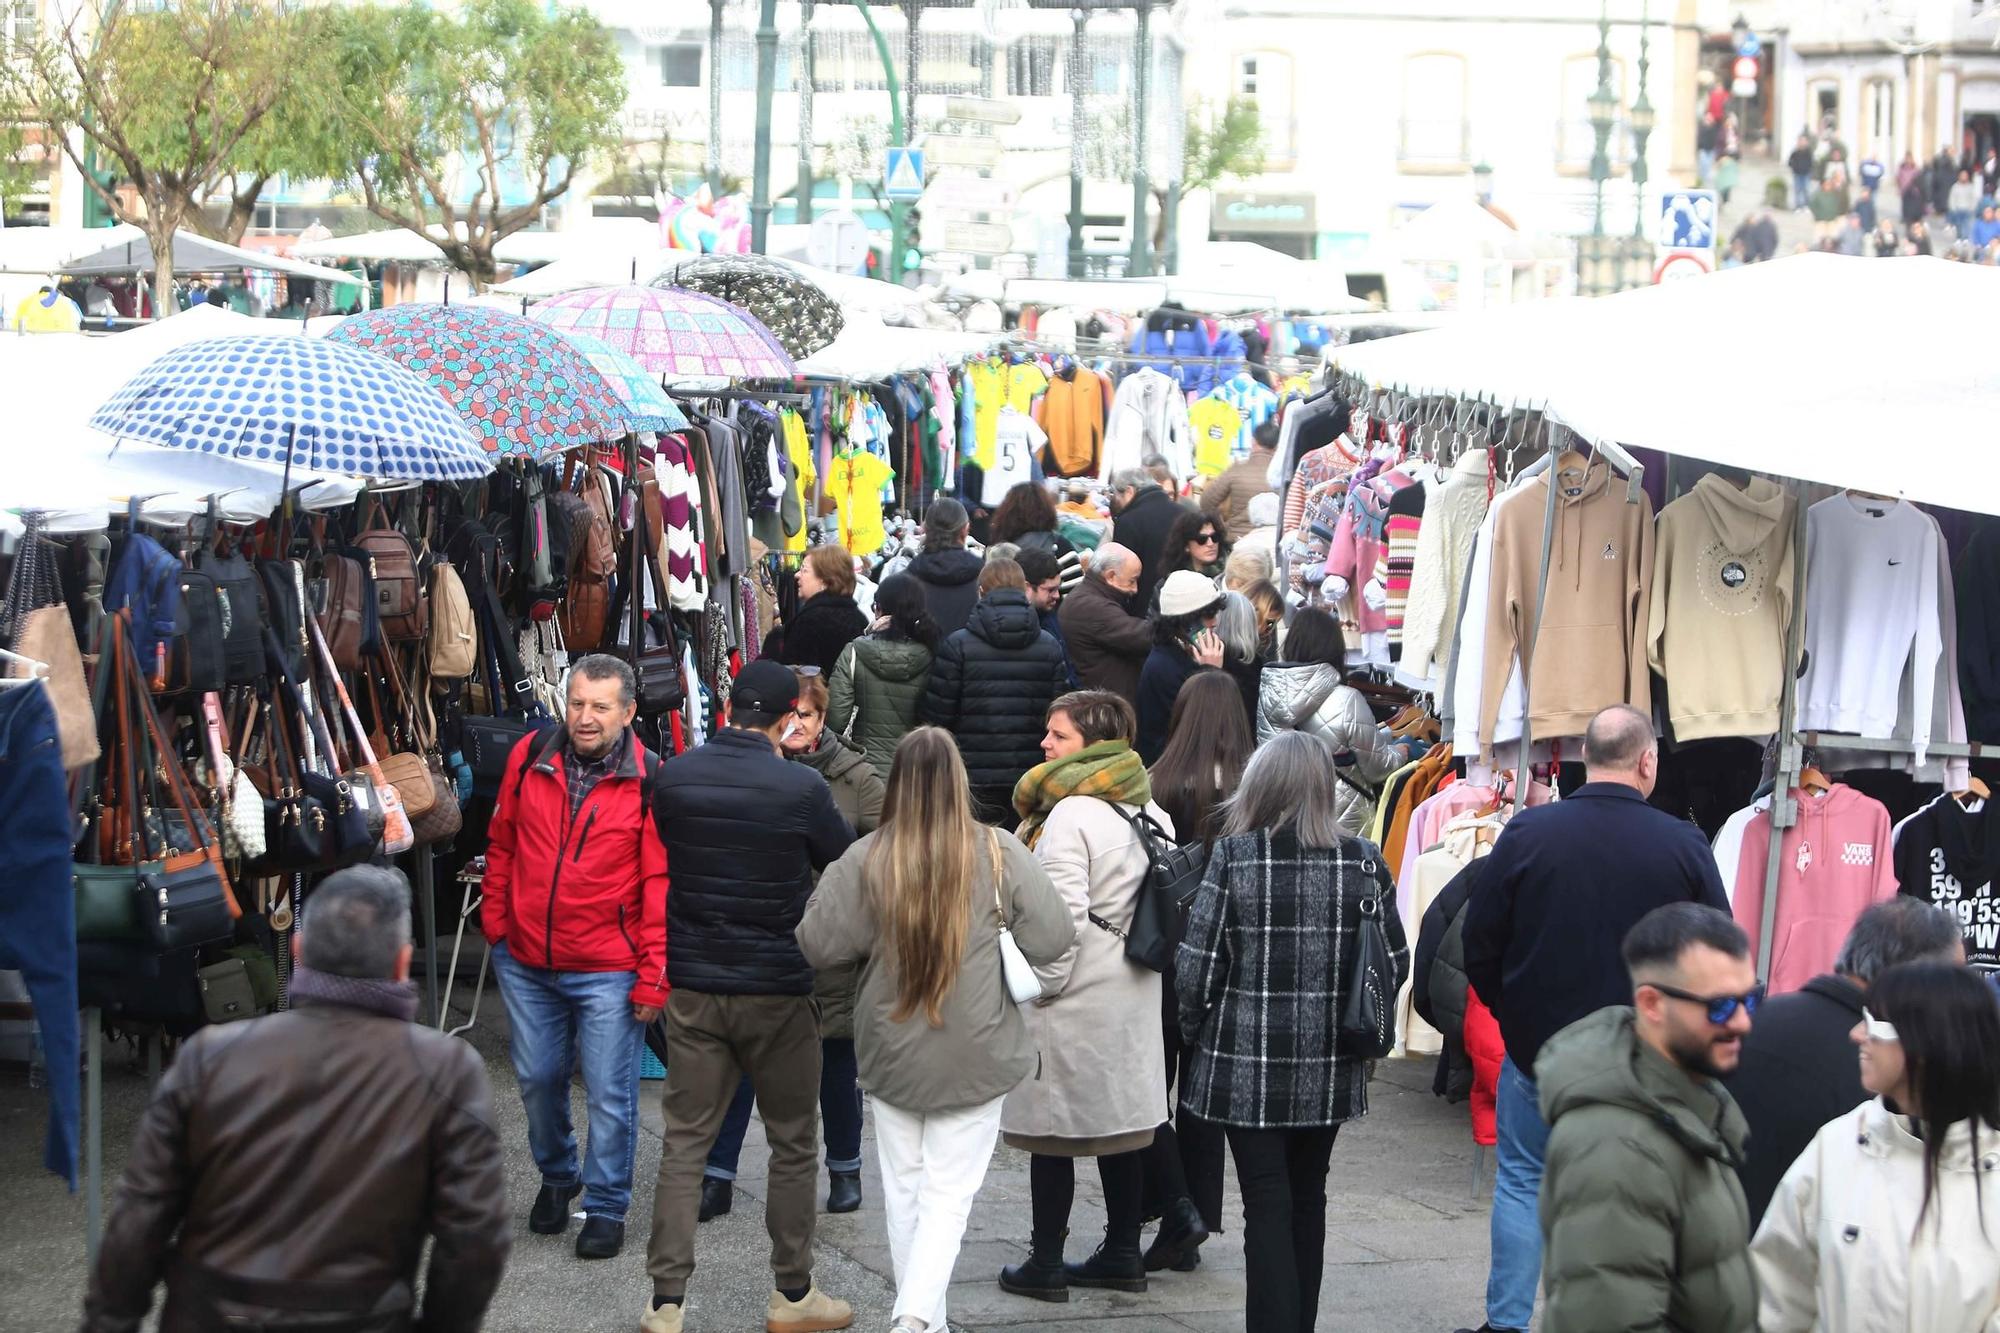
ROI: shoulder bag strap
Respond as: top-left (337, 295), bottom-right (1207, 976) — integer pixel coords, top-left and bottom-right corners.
top-left (988, 828), bottom-right (1007, 926)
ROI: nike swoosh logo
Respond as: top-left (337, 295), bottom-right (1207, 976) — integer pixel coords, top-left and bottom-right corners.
top-left (1888, 560), bottom-right (1902, 566)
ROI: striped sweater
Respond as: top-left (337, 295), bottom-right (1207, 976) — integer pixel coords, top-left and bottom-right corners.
top-left (1383, 477), bottom-right (1428, 651)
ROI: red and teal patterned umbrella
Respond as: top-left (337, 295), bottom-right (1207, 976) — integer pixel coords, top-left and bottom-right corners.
top-left (529, 283), bottom-right (795, 388)
top-left (325, 303), bottom-right (629, 456)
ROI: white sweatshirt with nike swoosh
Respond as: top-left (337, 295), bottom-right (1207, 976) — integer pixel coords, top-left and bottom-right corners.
top-left (1797, 495), bottom-right (1942, 759)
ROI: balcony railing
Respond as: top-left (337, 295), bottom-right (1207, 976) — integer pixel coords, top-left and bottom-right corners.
top-left (1398, 117), bottom-right (1471, 170)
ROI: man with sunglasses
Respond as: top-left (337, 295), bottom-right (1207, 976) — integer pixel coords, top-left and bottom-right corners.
top-left (1457, 705), bottom-right (1730, 1333)
top-left (1533, 904), bottom-right (1760, 1333)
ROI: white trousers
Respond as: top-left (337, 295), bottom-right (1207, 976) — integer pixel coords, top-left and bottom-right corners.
top-left (870, 1092), bottom-right (1008, 1331)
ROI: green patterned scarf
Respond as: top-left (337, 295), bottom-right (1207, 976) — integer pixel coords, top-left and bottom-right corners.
top-left (1012, 740), bottom-right (1152, 848)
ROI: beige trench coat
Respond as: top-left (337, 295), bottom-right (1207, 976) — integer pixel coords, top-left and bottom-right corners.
top-left (1001, 792), bottom-right (1172, 1154)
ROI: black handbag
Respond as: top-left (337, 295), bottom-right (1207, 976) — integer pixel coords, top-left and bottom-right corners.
top-left (197, 541), bottom-right (267, 686)
top-left (463, 714), bottom-right (546, 797)
top-left (1338, 887), bottom-right (1399, 1060)
top-left (637, 645), bottom-right (684, 716)
top-left (106, 612), bottom-right (236, 952)
top-left (1108, 805), bottom-right (1208, 973)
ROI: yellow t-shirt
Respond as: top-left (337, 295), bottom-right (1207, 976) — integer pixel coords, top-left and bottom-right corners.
top-left (966, 360), bottom-right (1048, 469)
top-left (14, 292), bottom-right (81, 333)
top-left (781, 408), bottom-right (815, 553)
top-left (1188, 397), bottom-right (1244, 477)
top-left (827, 451), bottom-right (894, 556)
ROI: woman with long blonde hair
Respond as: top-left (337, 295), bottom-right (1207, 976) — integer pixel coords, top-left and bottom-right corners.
top-left (797, 727), bottom-right (1072, 1333)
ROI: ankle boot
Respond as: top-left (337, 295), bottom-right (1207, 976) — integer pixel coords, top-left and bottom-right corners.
top-left (1142, 1196), bottom-right (1210, 1272)
top-left (998, 1228), bottom-right (1070, 1302)
top-left (1065, 1230), bottom-right (1147, 1293)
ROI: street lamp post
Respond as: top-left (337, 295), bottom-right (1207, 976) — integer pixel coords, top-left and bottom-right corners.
top-left (706, 0), bottom-right (725, 194)
top-left (1630, 0), bottom-right (1654, 239)
top-left (798, 0), bottom-right (815, 227)
top-left (1068, 7), bottom-right (1089, 277)
top-left (1129, 0), bottom-right (1152, 276)
top-left (749, 0), bottom-right (781, 251)
top-left (1586, 1), bottom-right (1616, 240)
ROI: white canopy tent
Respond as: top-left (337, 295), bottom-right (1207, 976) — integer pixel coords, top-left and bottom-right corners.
top-left (1329, 253), bottom-right (2000, 518)
top-left (795, 313), bottom-right (1011, 381)
top-left (0, 305), bottom-right (368, 529)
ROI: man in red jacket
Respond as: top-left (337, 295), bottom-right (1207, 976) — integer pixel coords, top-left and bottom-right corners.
top-left (484, 654), bottom-right (667, 1262)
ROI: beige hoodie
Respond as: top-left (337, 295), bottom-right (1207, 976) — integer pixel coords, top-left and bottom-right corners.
top-left (1647, 475), bottom-right (1798, 741)
top-left (1480, 453), bottom-right (1654, 759)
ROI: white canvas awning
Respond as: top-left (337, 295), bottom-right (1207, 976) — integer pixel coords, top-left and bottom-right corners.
top-left (1329, 253), bottom-right (2000, 516)
top-left (60, 230), bottom-right (360, 285)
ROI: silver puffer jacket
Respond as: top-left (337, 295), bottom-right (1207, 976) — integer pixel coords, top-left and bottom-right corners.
top-left (1254, 662), bottom-right (1404, 837)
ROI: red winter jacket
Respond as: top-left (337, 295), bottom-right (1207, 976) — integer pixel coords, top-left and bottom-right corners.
top-left (1465, 987), bottom-right (1503, 1147)
top-left (481, 728), bottom-right (669, 1009)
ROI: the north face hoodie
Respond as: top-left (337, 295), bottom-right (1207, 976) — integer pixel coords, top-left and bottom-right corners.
top-left (1646, 474), bottom-right (1798, 741)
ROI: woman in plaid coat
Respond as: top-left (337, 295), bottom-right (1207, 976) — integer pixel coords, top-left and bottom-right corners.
top-left (1175, 731), bottom-right (1411, 1333)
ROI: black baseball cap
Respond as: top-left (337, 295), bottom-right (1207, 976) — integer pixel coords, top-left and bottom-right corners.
top-left (729, 659), bottom-right (800, 718)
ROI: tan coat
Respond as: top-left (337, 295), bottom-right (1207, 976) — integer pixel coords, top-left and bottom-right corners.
top-left (1202, 446), bottom-right (1277, 543)
top-left (1001, 793), bottom-right (1172, 1153)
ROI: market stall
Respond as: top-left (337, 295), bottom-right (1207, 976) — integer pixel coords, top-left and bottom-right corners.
top-left (1308, 252), bottom-right (2000, 1014)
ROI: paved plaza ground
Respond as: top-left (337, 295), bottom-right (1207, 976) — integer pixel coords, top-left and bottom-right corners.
top-left (0, 997), bottom-right (1499, 1333)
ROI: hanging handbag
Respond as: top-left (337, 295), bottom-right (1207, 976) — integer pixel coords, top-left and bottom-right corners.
top-left (3, 517), bottom-right (98, 770)
top-left (425, 559), bottom-right (479, 680)
top-left (354, 496), bottom-right (428, 643)
top-left (402, 666), bottom-right (463, 846)
top-left (309, 617), bottom-right (413, 857)
top-left (110, 613), bottom-right (238, 952)
top-left (367, 650), bottom-right (434, 818)
top-left (202, 692), bottom-right (265, 862)
top-left (990, 831), bottom-right (1042, 1004)
top-left (1337, 877), bottom-right (1399, 1060)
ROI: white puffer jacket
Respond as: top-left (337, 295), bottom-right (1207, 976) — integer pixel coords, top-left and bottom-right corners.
top-left (1254, 662), bottom-right (1403, 837)
top-left (1752, 1097), bottom-right (2000, 1333)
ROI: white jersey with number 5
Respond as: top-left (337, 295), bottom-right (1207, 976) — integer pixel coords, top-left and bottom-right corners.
top-left (982, 406), bottom-right (1046, 506)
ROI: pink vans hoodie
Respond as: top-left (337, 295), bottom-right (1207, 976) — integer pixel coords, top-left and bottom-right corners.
top-left (1730, 783), bottom-right (1898, 994)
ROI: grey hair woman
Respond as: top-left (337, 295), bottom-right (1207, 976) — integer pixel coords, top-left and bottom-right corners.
top-left (1177, 730), bottom-right (1410, 1333)
top-left (1211, 590), bottom-right (1265, 732)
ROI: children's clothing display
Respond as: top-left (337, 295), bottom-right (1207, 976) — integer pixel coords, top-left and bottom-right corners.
top-left (827, 450), bottom-right (895, 556)
top-left (1646, 475), bottom-right (1797, 741)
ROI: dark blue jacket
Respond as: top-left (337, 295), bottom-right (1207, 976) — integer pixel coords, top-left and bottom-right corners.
top-left (1041, 607), bottom-right (1080, 691)
top-left (1461, 783), bottom-right (1729, 1074)
top-left (651, 727), bottom-right (854, 996)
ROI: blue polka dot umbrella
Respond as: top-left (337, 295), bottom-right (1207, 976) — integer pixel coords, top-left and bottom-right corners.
top-left (88, 335), bottom-right (490, 482)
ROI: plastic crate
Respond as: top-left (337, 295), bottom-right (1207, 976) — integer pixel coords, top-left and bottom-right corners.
top-left (641, 1047), bottom-right (666, 1080)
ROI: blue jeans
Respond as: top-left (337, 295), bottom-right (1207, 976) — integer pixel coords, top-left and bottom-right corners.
top-left (705, 1036), bottom-right (863, 1179)
top-left (493, 945), bottom-right (646, 1220)
top-left (1486, 1056), bottom-right (1551, 1331)
top-left (1952, 209), bottom-right (1975, 239)
top-left (1793, 172), bottom-right (1812, 208)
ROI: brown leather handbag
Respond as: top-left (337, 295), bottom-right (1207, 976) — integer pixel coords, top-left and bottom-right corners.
top-left (355, 496), bottom-right (428, 644)
top-left (554, 452), bottom-right (616, 652)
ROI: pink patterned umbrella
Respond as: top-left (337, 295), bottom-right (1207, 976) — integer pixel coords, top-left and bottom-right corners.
top-left (528, 284), bottom-right (796, 387)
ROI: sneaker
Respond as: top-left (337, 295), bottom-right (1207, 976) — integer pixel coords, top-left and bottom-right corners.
top-left (640, 1298), bottom-right (684, 1333)
top-left (529, 1181), bottom-right (581, 1235)
top-left (575, 1215), bottom-right (624, 1259)
top-left (766, 1285), bottom-right (855, 1332)
top-left (1452, 1325), bottom-right (1527, 1333)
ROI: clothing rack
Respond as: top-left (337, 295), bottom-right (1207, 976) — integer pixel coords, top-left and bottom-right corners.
top-left (687, 387), bottom-right (814, 406)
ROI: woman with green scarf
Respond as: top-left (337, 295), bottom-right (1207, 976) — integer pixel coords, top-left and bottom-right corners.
top-left (998, 690), bottom-right (1191, 1303)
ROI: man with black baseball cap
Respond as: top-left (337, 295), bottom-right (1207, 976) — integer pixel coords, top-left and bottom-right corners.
top-left (642, 659), bottom-right (858, 1333)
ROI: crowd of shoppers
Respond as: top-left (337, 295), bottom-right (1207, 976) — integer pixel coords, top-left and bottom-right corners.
top-left (82, 468), bottom-right (2000, 1333)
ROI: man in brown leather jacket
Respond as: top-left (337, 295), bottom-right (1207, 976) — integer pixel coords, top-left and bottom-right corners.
top-left (81, 867), bottom-right (510, 1333)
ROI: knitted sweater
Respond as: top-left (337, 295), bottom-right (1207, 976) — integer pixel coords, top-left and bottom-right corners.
top-left (1397, 451), bottom-right (1492, 691)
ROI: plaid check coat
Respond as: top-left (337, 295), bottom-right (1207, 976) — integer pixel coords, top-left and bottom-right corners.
top-left (1175, 829), bottom-right (1410, 1129)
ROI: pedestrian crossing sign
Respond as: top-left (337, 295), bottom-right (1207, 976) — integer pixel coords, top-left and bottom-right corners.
top-left (884, 147), bottom-right (925, 201)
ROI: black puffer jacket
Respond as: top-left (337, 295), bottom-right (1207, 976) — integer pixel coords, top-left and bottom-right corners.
top-left (771, 589), bottom-right (868, 678)
top-left (921, 588), bottom-right (1070, 793)
top-left (1414, 857), bottom-right (1488, 1104)
top-left (651, 727), bottom-right (856, 996)
top-left (908, 546), bottom-right (985, 637)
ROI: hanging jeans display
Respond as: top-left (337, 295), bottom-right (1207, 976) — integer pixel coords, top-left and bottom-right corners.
top-left (0, 681), bottom-right (80, 1186)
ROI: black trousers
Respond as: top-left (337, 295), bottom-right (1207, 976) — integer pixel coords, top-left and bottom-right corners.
top-left (1030, 1150), bottom-right (1145, 1248)
top-left (1146, 959), bottom-right (1227, 1231)
top-left (1224, 1123), bottom-right (1341, 1333)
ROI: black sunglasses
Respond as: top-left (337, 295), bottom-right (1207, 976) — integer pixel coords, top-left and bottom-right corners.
top-left (1193, 531), bottom-right (1220, 543)
top-left (1647, 982), bottom-right (1764, 1026)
